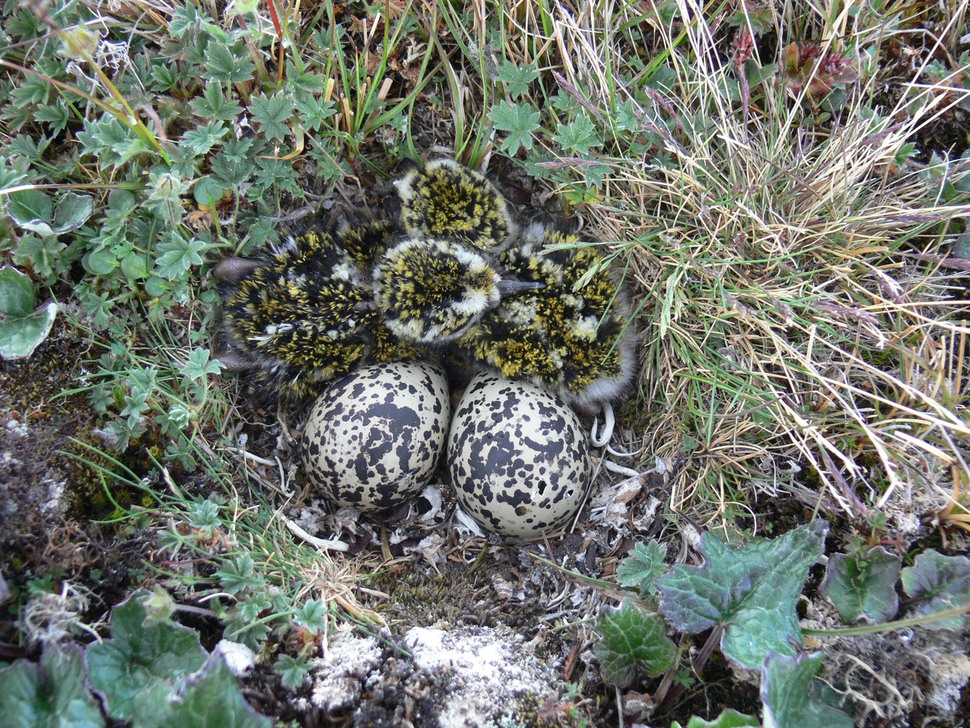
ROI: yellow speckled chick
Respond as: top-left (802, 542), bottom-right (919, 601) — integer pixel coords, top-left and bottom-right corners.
top-left (455, 224), bottom-right (636, 411)
top-left (218, 225), bottom-right (424, 402)
top-left (395, 159), bottom-right (518, 251)
top-left (373, 237), bottom-right (541, 345)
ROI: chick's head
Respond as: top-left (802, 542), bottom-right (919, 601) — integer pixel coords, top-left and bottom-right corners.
top-left (374, 238), bottom-right (515, 344)
top-left (395, 159), bottom-right (516, 251)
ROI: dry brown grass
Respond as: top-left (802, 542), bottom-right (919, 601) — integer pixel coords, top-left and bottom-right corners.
top-left (487, 0), bottom-right (970, 530)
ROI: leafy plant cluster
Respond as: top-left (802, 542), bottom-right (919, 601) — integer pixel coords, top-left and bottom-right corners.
top-left (0, 589), bottom-right (270, 728)
top-left (84, 449), bottom-right (380, 670)
top-left (593, 521), bottom-right (970, 726)
top-left (0, 0), bottom-right (430, 469)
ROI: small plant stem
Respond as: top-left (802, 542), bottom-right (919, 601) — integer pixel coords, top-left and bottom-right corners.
top-left (654, 625), bottom-right (722, 710)
top-left (803, 603), bottom-right (970, 637)
top-left (264, 0), bottom-right (286, 86)
top-left (174, 603), bottom-right (218, 619)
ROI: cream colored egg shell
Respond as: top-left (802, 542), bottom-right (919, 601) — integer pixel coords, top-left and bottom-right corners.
top-left (301, 361), bottom-right (450, 512)
top-left (447, 372), bottom-right (593, 539)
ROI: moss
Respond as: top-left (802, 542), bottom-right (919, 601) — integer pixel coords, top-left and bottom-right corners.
top-left (0, 319), bottom-right (142, 534)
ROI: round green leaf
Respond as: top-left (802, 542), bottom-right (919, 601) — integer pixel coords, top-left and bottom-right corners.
top-left (51, 192), bottom-right (94, 234)
top-left (85, 247), bottom-right (120, 276)
top-left (0, 301), bottom-right (57, 360)
top-left (0, 266), bottom-right (36, 317)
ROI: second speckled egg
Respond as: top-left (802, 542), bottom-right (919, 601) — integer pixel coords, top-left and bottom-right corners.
top-left (447, 372), bottom-right (593, 539)
top-left (301, 361), bottom-right (450, 512)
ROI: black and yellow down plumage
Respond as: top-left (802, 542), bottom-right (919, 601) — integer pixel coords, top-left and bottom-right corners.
top-left (373, 237), bottom-right (541, 345)
top-left (395, 159), bottom-right (517, 251)
top-left (455, 224), bottom-right (636, 410)
top-left (218, 225), bottom-right (424, 401)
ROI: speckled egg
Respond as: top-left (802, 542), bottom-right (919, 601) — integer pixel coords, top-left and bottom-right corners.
top-left (447, 372), bottom-right (593, 539)
top-left (301, 361), bottom-right (450, 512)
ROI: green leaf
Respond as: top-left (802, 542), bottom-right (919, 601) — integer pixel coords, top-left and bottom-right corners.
top-left (151, 63), bottom-right (179, 91)
top-left (671, 709), bottom-right (760, 728)
top-left (190, 84), bottom-right (243, 121)
top-left (76, 117), bottom-right (151, 166)
top-left (162, 654), bottom-right (271, 728)
top-left (14, 234), bottom-right (67, 283)
top-left (819, 546), bottom-right (900, 623)
top-left (7, 190), bottom-right (93, 237)
top-left (593, 599), bottom-right (676, 686)
top-left (193, 176), bottom-right (228, 207)
top-left (250, 92), bottom-right (293, 142)
top-left (51, 193), bottom-right (94, 233)
top-left (275, 654), bottom-right (311, 690)
top-left (0, 646), bottom-right (104, 728)
top-left (206, 42), bottom-right (256, 85)
top-left (182, 347), bottom-right (224, 381)
top-left (488, 101), bottom-right (540, 155)
top-left (294, 599), bottom-right (329, 634)
top-left (0, 266), bottom-right (35, 317)
top-left (0, 266), bottom-right (57, 360)
top-left (761, 652), bottom-right (853, 728)
top-left (294, 94), bottom-right (335, 132)
top-left (182, 121), bottom-right (229, 157)
top-left (952, 232), bottom-right (970, 260)
top-left (154, 233), bottom-right (207, 280)
top-left (35, 101), bottom-right (71, 134)
top-left (6, 189), bottom-right (54, 234)
top-left (495, 60), bottom-right (540, 98)
top-left (85, 246), bottom-right (121, 276)
top-left (900, 550), bottom-right (970, 630)
top-left (215, 555), bottom-right (256, 595)
top-left (656, 521), bottom-right (828, 669)
top-left (552, 113), bottom-right (602, 157)
top-left (613, 98), bottom-right (642, 133)
top-left (86, 590), bottom-right (208, 723)
top-left (617, 540), bottom-right (668, 596)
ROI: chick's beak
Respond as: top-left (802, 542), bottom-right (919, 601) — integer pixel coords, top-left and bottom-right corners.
top-left (496, 279), bottom-right (544, 298)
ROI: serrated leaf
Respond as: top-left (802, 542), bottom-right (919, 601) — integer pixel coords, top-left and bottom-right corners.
top-left (593, 599), bottom-right (676, 686)
top-left (656, 521), bottom-right (828, 669)
top-left (206, 43), bottom-right (256, 85)
top-left (617, 540), bottom-right (668, 595)
top-left (190, 83), bottom-right (243, 121)
top-left (159, 654), bottom-right (271, 728)
top-left (182, 348), bottom-right (223, 380)
top-left (0, 646), bottom-right (104, 728)
top-left (495, 60), bottom-right (540, 98)
top-left (671, 709), bottom-right (760, 728)
top-left (275, 654), bottom-right (311, 690)
top-left (551, 113), bottom-right (602, 156)
top-left (154, 233), bottom-right (207, 280)
top-left (182, 121), bottom-right (229, 157)
top-left (488, 101), bottom-right (540, 155)
top-left (250, 92), bottom-right (293, 142)
top-left (35, 101), bottom-right (71, 133)
top-left (761, 652), bottom-right (853, 728)
top-left (900, 550), bottom-right (970, 630)
top-left (820, 546), bottom-right (900, 623)
top-left (86, 590), bottom-right (208, 722)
